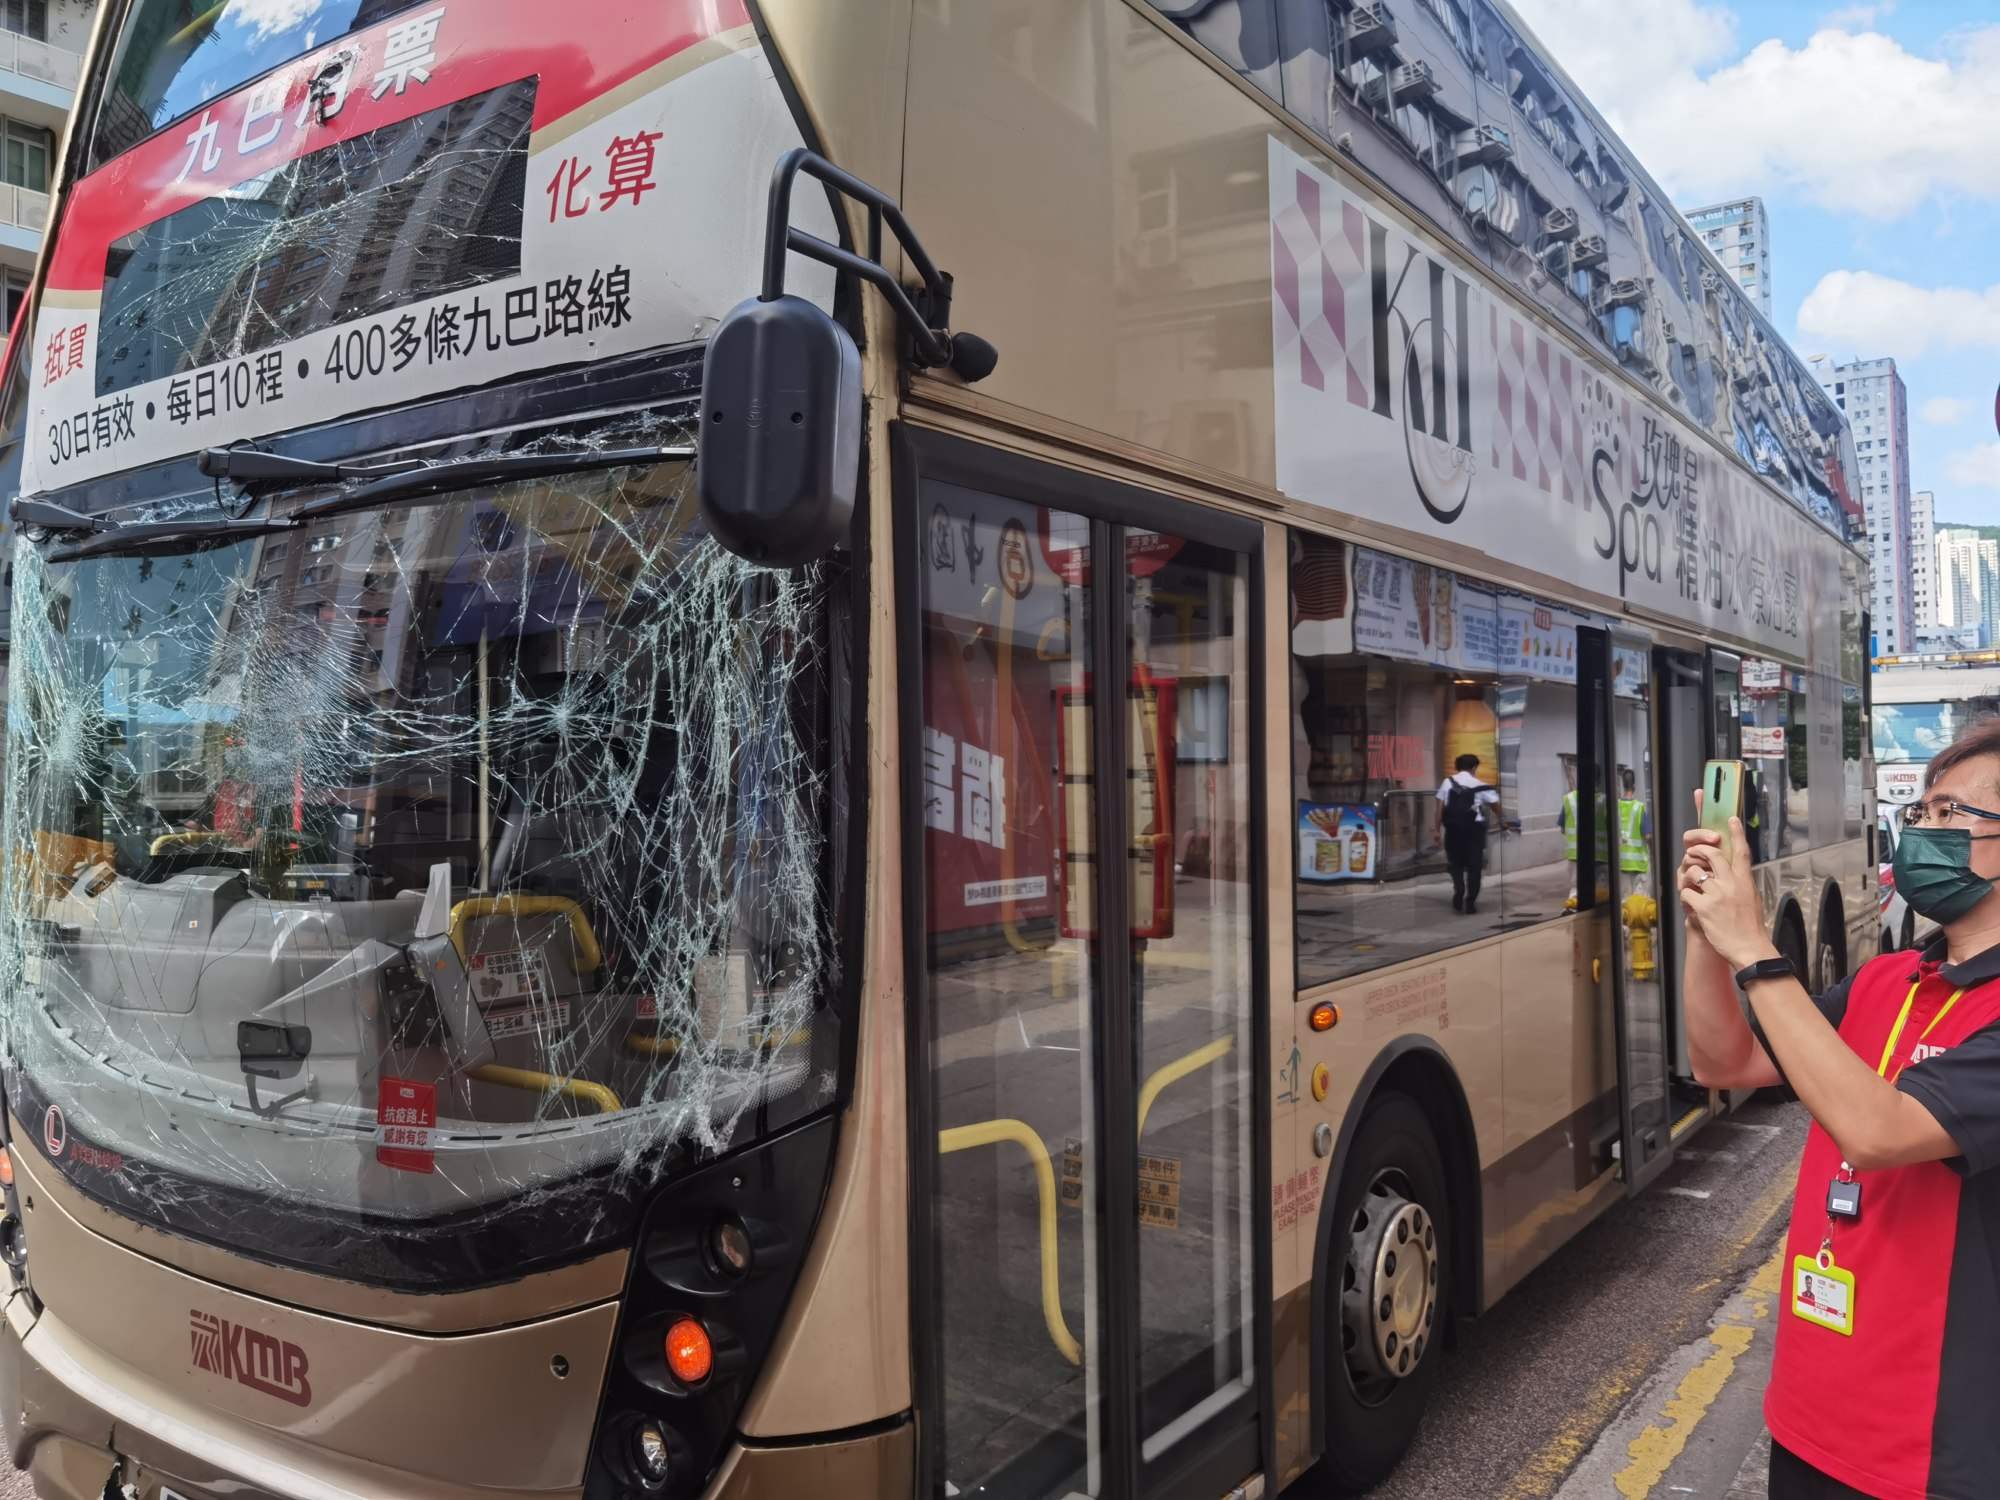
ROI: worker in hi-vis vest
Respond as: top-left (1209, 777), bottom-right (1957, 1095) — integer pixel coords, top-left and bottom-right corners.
top-left (1561, 782), bottom-right (1611, 910)
top-left (1617, 766), bottom-right (1653, 893)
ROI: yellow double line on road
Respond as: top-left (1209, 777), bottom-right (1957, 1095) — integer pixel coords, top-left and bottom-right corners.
top-left (1499, 1160), bottom-right (1797, 1500)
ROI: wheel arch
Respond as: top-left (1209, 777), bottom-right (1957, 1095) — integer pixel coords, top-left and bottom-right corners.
top-left (1815, 879), bottom-right (1848, 990)
top-left (1307, 1036), bottom-right (1482, 1462)
top-left (1770, 893), bottom-right (1808, 971)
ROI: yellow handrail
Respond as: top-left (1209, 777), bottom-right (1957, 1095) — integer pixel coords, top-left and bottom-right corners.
top-left (623, 1027), bottom-right (806, 1060)
top-left (449, 896), bottom-right (603, 971)
top-left (1137, 1036), bottom-right (1235, 1137)
top-left (468, 1064), bottom-right (621, 1115)
top-left (938, 1119), bottom-right (1082, 1365)
top-left (938, 1034), bottom-right (1236, 1365)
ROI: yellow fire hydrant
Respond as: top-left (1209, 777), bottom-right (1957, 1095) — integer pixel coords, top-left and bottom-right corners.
top-left (1623, 891), bottom-right (1659, 981)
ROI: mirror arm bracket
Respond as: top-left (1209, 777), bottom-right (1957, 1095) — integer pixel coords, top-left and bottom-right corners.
top-left (760, 148), bottom-right (994, 381)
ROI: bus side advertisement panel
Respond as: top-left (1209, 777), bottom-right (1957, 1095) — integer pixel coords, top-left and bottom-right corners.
top-left (1267, 138), bottom-right (1843, 672)
top-left (23, 0), bottom-right (834, 497)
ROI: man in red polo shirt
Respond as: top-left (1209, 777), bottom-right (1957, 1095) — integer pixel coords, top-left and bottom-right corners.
top-left (1680, 721), bottom-right (2000, 1499)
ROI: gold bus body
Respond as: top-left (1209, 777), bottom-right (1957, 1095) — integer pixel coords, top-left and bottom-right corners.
top-left (0, 2), bottom-right (1869, 1496)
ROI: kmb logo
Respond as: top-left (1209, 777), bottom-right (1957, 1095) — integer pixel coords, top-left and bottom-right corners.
top-left (189, 1308), bottom-right (312, 1407)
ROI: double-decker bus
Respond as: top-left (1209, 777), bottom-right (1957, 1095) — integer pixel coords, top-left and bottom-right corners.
top-left (0, 3), bottom-right (1869, 1499)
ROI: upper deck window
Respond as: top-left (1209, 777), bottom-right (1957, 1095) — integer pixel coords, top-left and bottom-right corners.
top-left (90, 0), bottom-right (430, 169)
top-left (96, 77), bottom-right (533, 396)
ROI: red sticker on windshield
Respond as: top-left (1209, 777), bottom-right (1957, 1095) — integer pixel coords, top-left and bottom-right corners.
top-left (374, 1078), bottom-right (437, 1174)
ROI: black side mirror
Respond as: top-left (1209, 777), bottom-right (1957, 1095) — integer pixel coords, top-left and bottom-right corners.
top-left (699, 149), bottom-right (995, 569)
top-left (698, 294), bottom-right (860, 568)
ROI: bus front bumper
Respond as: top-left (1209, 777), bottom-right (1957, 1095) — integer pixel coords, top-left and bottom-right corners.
top-left (0, 1286), bottom-right (913, 1500)
top-left (0, 1283), bottom-right (355, 1500)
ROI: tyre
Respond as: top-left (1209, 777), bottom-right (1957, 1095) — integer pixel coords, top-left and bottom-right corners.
top-left (1815, 933), bottom-right (1842, 994)
top-left (1776, 918), bottom-right (1808, 983)
top-left (1302, 1091), bottom-right (1449, 1494)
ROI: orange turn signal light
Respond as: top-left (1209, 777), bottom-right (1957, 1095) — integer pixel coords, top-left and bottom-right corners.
top-left (0, 1149), bottom-right (13, 1188)
top-left (664, 1316), bottom-right (713, 1385)
top-left (1309, 1003), bottom-right (1341, 1032)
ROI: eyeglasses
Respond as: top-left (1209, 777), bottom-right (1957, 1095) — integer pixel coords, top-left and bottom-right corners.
top-left (1900, 798), bottom-right (2000, 831)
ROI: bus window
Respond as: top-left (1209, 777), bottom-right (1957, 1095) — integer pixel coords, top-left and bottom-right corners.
top-left (1291, 535), bottom-right (1582, 988)
top-left (91, 0), bottom-right (436, 167)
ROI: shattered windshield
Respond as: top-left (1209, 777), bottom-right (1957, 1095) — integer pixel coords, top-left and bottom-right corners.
top-left (1, 433), bottom-right (841, 1285)
top-left (92, 0), bottom-right (432, 168)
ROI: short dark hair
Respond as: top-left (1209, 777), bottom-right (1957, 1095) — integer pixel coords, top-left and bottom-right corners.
top-left (1924, 716), bottom-right (2000, 793)
top-left (1455, 753), bottom-right (1480, 771)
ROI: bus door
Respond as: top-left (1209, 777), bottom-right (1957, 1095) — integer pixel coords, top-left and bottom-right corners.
top-left (1707, 649), bottom-right (1744, 760)
top-left (1655, 649), bottom-right (1706, 1080)
top-left (902, 431), bottom-right (1267, 1500)
top-left (1578, 628), bottom-right (1674, 1195)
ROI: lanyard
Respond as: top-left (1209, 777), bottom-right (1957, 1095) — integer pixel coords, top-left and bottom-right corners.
top-left (1872, 980), bottom-right (1968, 1082)
top-left (1819, 978), bottom-right (1970, 1259)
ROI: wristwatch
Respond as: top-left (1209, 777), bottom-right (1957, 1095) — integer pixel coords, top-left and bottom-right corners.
top-left (1734, 955), bottom-right (1798, 989)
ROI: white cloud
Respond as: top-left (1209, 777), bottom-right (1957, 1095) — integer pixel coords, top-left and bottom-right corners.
top-left (1796, 271), bottom-right (2000, 357)
top-left (1510, 0), bottom-right (2000, 220)
top-left (224, 0), bottom-right (320, 42)
top-left (1921, 396), bottom-right (1974, 426)
top-left (1946, 443), bottom-right (2000, 490)
top-left (1822, 2), bottom-right (1895, 29)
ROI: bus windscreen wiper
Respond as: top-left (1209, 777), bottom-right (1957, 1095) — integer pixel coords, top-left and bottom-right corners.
top-left (45, 517), bottom-right (299, 563)
top-left (41, 445), bottom-right (696, 562)
top-left (282, 444), bottom-right (695, 523)
top-left (10, 499), bottom-right (116, 535)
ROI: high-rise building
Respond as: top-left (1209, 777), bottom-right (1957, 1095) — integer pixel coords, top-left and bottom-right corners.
top-left (1936, 527), bottom-right (2000, 648)
top-left (1684, 198), bottom-right (1772, 318)
top-left (0, 1), bottom-right (81, 332)
top-left (1910, 489), bottom-right (1937, 637)
top-left (1817, 357), bottom-right (1915, 654)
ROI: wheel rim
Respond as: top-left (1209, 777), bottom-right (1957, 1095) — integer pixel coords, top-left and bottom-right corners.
top-left (1339, 1170), bottom-right (1439, 1403)
top-left (1816, 941), bottom-right (1839, 989)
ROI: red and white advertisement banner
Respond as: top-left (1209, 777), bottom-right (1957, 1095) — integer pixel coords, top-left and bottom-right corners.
top-left (23, 0), bottom-right (834, 496)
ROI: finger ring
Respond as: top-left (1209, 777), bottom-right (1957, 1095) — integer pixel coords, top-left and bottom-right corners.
top-left (1696, 870), bottom-right (1710, 885)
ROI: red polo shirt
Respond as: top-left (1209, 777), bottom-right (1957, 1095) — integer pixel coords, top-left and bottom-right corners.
top-left (1761, 939), bottom-right (2000, 1498)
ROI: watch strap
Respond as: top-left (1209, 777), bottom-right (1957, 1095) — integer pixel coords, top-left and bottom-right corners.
top-left (1735, 955), bottom-right (1798, 988)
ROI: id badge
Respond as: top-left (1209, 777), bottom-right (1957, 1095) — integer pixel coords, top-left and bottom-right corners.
top-left (1792, 1251), bottom-right (1856, 1336)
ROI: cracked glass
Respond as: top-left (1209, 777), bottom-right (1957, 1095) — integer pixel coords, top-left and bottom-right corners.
top-left (97, 76), bottom-right (535, 395)
top-left (92, 0), bottom-right (433, 169)
top-left (1, 418), bottom-right (843, 1285)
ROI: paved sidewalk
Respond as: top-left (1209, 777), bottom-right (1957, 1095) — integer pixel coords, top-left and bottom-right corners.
top-left (1551, 1244), bottom-right (1783, 1499)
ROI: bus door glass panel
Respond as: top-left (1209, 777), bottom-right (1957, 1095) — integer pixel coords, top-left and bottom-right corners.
top-left (920, 485), bottom-right (1103, 1499)
top-left (1708, 650), bottom-right (1742, 759)
top-left (1581, 628), bottom-right (1673, 1193)
top-left (1655, 650), bottom-right (1706, 1080)
top-left (1125, 534), bottom-right (1256, 1466)
top-left (915, 469), bottom-right (1261, 1499)
top-left (1737, 656), bottom-right (1797, 863)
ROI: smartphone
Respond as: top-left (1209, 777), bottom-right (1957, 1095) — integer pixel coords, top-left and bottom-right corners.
top-left (1701, 759), bottom-right (1745, 858)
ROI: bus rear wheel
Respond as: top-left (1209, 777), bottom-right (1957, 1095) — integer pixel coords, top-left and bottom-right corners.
top-left (1307, 1091), bottom-right (1449, 1494)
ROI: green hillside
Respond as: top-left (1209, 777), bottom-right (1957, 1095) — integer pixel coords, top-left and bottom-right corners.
top-left (1936, 522), bottom-right (2000, 543)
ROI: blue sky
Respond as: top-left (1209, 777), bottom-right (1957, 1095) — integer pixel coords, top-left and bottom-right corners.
top-left (1510, 0), bottom-right (2000, 524)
